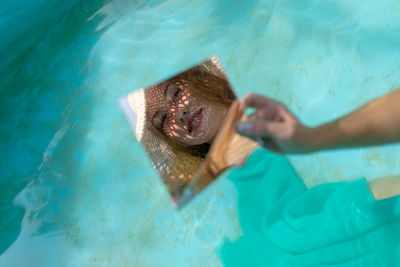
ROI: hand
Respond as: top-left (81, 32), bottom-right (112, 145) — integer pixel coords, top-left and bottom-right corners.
top-left (235, 93), bottom-right (315, 154)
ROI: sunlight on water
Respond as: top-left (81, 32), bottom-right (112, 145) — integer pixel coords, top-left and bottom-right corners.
top-left (1, 0), bottom-right (400, 266)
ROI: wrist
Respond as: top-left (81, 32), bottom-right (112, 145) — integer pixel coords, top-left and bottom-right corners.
top-left (300, 126), bottom-right (321, 153)
top-left (306, 122), bottom-right (338, 153)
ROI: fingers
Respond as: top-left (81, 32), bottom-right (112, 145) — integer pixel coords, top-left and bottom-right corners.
top-left (236, 120), bottom-right (283, 137)
top-left (257, 104), bottom-right (279, 120)
top-left (241, 93), bottom-right (278, 110)
top-left (237, 93), bottom-right (299, 154)
top-left (242, 94), bottom-right (297, 124)
top-left (241, 93), bottom-right (283, 121)
top-left (235, 122), bottom-right (283, 153)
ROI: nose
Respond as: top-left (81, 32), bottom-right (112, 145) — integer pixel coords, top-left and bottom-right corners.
top-left (178, 108), bottom-right (190, 125)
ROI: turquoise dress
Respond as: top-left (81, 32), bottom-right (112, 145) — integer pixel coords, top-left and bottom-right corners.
top-left (218, 149), bottom-right (400, 266)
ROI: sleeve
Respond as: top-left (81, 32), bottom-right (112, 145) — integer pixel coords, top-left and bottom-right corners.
top-left (218, 148), bottom-right (400, 266)
top-left (225, 148), bottom-right (307, 234)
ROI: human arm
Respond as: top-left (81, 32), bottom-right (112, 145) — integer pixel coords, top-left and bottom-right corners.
top-left (235, 89), bottom-right (400, 154)
top-left (368, 174), bottom-right (400, 200)
top-left (235, 89), bottom-right (400, 199)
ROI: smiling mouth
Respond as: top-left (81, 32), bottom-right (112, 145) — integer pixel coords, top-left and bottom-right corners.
top-left (187, 109), bottom-right (203, 133)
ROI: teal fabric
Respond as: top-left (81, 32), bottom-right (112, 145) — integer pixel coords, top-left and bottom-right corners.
top-left (218, 149), bottom-right (400, 266)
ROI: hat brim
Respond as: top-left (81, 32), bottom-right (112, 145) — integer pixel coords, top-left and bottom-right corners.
top-left (118, 89), bottom-right (146, 141)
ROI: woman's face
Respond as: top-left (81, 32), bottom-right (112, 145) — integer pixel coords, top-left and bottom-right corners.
top-left (147, 81), bottom-right (227, 146)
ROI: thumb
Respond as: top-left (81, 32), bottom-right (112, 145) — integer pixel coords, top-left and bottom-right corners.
top-left (236, 121), bottom-right (282, 138)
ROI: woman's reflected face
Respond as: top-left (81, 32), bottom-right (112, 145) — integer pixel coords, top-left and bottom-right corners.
top-left (147, 81), bottom-right (226, 146)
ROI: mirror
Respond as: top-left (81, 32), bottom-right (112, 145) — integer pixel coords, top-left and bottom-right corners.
top-left (120, 56), bottom-right (248, 207)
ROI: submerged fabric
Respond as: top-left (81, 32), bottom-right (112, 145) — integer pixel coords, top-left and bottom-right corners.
top-left (218, 149), bottom-right (400, 266)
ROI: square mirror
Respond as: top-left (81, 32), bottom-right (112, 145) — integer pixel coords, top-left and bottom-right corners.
top-left (119, 56), bottom-right (255, 208)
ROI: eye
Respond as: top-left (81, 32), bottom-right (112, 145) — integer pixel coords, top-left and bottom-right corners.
top-left (152, 111), bottom-right (168, 133)
top-left (166, 83), bottom-right (181, 103)
top-left (161, 113), bottom-right (167, 129)
top-left (172, 88), bottom-right (181, 102)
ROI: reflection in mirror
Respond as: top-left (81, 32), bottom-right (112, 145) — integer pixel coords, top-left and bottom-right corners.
top-left (120, 56), bottom-right (257, 207)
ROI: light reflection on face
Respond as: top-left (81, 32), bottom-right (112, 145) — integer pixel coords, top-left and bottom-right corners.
top-left (147, 81), bottom-right (226, 146)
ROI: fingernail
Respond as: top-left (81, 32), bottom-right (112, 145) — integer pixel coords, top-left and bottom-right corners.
top-left (236, 122), bottom-right (252, 133)
top-left (235, 157), bottom-right (248, 168)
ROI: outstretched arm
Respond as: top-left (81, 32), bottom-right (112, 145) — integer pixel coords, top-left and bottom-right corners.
top-left (235, 89), bottom-right (400, 200)
top-left (236, 89), bottom-right (400, 154)
top-left (312, 89), bottom-right (400, 152)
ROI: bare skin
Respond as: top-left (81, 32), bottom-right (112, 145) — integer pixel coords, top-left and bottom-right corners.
top-left (236, 89), bottom-right (400, 200)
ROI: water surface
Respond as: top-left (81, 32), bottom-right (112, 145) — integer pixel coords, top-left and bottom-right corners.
top-left (1, 0), bottom-right (400, 266)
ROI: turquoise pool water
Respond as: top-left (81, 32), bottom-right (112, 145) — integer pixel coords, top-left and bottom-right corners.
top-left (1, 0), bottom-right (400, 266)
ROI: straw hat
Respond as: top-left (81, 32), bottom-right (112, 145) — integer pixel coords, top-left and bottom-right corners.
top-left (119, 56), bottom-right (228, 200)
